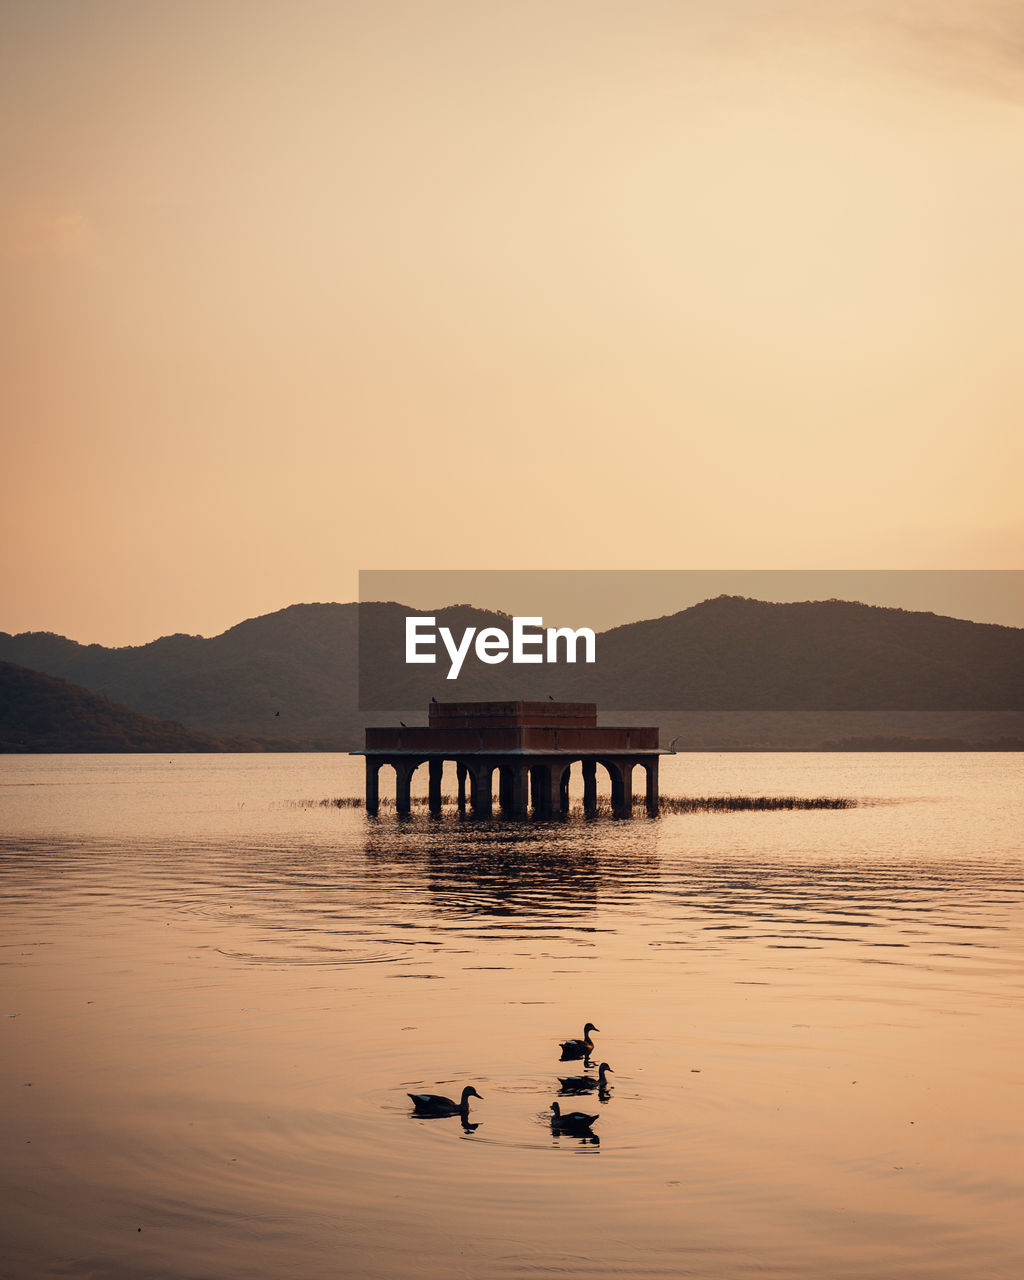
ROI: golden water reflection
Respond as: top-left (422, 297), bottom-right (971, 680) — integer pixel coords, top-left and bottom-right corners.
top-left (1, 753), bottom-right (1022, 1279)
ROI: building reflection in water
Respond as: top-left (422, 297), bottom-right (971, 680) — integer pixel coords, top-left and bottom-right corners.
top-left (361, 813), bottom-right (662, 925)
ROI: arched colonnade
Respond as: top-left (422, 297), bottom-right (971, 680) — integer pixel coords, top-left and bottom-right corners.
top-left (364, 753), bottom-right (659, 817)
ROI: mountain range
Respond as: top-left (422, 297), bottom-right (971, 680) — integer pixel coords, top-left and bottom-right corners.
top-left (0, 661), bottom-right (294, 753)
top-left (1, 596), bottom-right (1022, 751)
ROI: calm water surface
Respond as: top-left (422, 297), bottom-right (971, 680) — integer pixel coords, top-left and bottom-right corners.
top-left (1, 753), bottom-right (1022, 1280)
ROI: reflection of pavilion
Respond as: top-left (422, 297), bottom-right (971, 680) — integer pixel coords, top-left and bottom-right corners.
top-left (354, 701), bottom-right (664, 816)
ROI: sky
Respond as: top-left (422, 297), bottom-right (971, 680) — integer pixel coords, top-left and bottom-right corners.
top-left (2, 0), bottom-right (1023, 646)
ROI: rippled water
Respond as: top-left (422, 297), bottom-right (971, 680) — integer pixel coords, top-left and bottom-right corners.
top-left (2, 752), bottom-right (1022, 1280)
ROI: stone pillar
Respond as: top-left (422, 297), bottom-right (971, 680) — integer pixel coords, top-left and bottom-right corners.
top-left (531, 765), bottom-right (557, 817)
top-left (610, 759), bottom-right (633, 816)
top-left (365, 757), bottom-right (380, 814)
top-left (546, 763), bottom-right (564, 817)
top-left (532, 762), bottom-right (547, 814)
top-left (559, 764), bottom-right (570, 814)
top-left (498, 765), bottom-right (528, 817)
top-left (395, 760), bottom-right (416, 815)
top-left (456, 762), bottom-right (468, 810)
top-left (645, 758), bottom-right (659, 816)
top-left (582, 758), bottom-right (597, 814)
top-left (428, 758), bottom-right (444, 814)
top-left (471, 765), bottom-right (492, 817)
top-left (509, 764), bottom-right (529, 817)
top-left (619, 759), bottom-right (633, 816)
top-left (609, 762), bottom-right (624, 814)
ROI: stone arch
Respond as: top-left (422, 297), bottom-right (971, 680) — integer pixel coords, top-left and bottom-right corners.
top-left (393, 757), bottom-right (424, 814)
top-left (558, 758), bottom-right (585, 812)
top-left (598, 759), bottom-right (626, 813)
top-left (364, 757), bottom-right (391, 813)
top-left (630, 762), bottom-right (647, 814)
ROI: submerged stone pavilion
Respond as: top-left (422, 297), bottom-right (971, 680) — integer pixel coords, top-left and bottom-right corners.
top-left (355, 700), bottom-right (664, 817)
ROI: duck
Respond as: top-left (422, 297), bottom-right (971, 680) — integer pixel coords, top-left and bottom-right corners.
top-left (407, 1085), bottom-right (482, 1117)
top-left (549, 1101), bottom-right (599, 1131)
top-left (558, 1062), bottom-right (613, 1094)
top-left (559, 1021), bottom-right (599, 1060)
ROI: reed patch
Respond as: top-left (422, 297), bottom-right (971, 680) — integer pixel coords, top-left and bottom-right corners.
top-left (292, 793), bottom-right (855, 813)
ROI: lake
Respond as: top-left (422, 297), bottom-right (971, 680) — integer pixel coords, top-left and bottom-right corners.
top-left (2, 752), bottom-right (1022, 1280)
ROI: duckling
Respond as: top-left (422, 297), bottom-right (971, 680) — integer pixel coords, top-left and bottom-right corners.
top-left (407, 1085), bottom-right (482, 1117)
top-left (549, 1101), bottom-right (599, 1131)
top-left (559, 1021), bottom-right (599, 1060)
top-left (558, 1062), bottom-right (613, 1095)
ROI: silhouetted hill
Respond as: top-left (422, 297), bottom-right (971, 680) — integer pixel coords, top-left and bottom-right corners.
top-left (580, 596), bottom-right (1024, 710)
top-left (1, 596), bottom-right (1022, 750)
top-left (0, 604), bottom-right (362, 746)
top-left (0, 662), bottom-right (298, 753)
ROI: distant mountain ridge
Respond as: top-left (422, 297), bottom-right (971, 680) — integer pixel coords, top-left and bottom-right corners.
top-left (0, 661), bottom-right (297, 753)
top-left (0, 602), bottom-right (360, 747)
top-left (587, 595), bottom-right (1024, 710)
top-left (1, 596), bottom-right (1022, 750)
top-left (356, 595), bottom-right (1024, 712)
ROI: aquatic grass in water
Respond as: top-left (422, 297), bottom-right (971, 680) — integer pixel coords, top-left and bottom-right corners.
top-left (655, 794), bottom-right (854, 812)
top-left (292, 794), bottom-right (856, 812)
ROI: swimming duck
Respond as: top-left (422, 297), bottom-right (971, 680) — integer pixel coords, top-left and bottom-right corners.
top-left (559, 1021), bottom-right (599, 1060)
top-left (558, 1062), bottom-right (613, 1094)
top-left (407, 1085), bottom-right (482, 1117)
top-left (549, 1101), bottom-right (599, 1131)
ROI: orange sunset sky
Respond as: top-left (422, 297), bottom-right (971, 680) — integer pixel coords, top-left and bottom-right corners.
top-left (2, 1), bottom-right (1022, 647)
